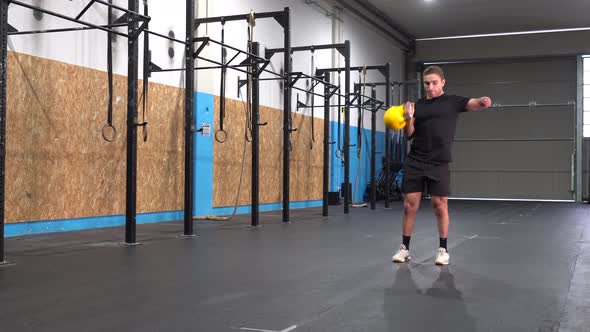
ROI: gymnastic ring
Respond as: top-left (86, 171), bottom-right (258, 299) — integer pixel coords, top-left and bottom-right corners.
top-left (102, 123), bottom-right (117, 142)
top-left (335, 148), bottom-right (343, 159)
top-left (215, 129), bottom-right (227, 143)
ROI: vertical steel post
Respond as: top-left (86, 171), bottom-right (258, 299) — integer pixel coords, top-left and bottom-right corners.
top-left (384, 63), bottom-right (391, 208)
top-left (343, 40), bottom-right (351, 213)
top-left (125, 0), bottom-right (139, 244)
top-left (370, 86), bottom-right (376, 210)
top-left (0, 0), bottom-right (9, 263)
top-left (183, 0), bottom-right (195, 235)
top-left (282, 8), bottom-right (291, 222)
top-left (322, 72), bottom-right (330, 216)
top-left (251, 42), bottom-right (260, 227)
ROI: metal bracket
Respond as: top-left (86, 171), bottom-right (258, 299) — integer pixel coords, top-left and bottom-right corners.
top-left (237, 77), bottom-right (247, 95)
top-left (130, 18), bottom-right (149, 40)
top-left (193, 37), bottom-right (210, 58)
top-left (327, 86), bottom-right (339, 99)
top-left (148, 61), bottom-right (162, 74)
top-left (273, 13), bottom-right (287, 29)
top-left (289, 72), bottom-right (304, 87)
top-left (265, 47), bottom-right (277, 60)
top-left (335, 45), bottom-right (347, 58)
top-left (256, 59), bottom-right (270, 76)
top-left (308, 79), bottom-right (321, 92)
top-left (239, 55), bottom-right (253, 66)
top-left (296, 99), bottom-right (307, 111)
top-left (114, 12), bottom-right (129, 24)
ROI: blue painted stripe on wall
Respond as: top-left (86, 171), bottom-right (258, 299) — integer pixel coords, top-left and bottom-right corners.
top-left (192, 92), bottom-right (325, 217)
top-left (210, 200), bottom-right (323, 216)
top-left (4, 91), bottom-right (216, 237)
top-left (5, 210), bottom-right (183, 237)
top-left (330, 121), bottom-right (387, 203)
top-left (194, 92), bottom-right (215, 216)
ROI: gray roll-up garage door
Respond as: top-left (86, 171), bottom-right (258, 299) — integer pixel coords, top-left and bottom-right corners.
top-left (440, 58), bottom-right (576, 200)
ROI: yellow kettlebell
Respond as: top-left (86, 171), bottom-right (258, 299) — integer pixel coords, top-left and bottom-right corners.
top-left (383, 105), bottom-right (406, 130)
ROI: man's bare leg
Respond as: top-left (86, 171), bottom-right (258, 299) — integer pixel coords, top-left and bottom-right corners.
top-left (402, 192), bottom-right (423, 236)
top-left (431, 195), bottom-right (450, 265)
top-left (393, 192), bottom-right (422, 263)
top-left (431, 196), bottom-right (449, 238)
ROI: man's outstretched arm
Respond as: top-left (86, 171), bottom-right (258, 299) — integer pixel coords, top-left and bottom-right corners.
top-left (466, 96), bottom-right (492, 111)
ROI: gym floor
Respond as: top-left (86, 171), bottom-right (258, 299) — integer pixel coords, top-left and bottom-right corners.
top-left (1, 200), bottom-right (589, 332)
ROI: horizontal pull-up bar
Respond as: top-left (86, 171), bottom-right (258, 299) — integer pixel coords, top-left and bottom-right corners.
top-left (351, 93), bottom-right (385, 108)
top-left (355, 80), bottom-right (419, 87)
top-left (194, 37), bottom-right (268, 64)
top-left (194, 9), bottom-right (286, 24)
top-left (265, 42), bottom-right (349, 60)
top-left (292, 86), bottom-right (332, 99)
top-left (317, 65), bottom-right (386, 76)
top-left (256, 73), bottom-right (339, 91)
top-left (147, 30), bottom-right (186, 45)
top-left (10, 0), bottom-right (149, 39)
top-left (92, 0), bottom-right (150, 21)
top-left (151, 63), bottom-right (252, 76)
top-left (266, 43), bottom-right (347, 54)
top-left (8, 22), bottom-right (128, 36)
top-left (292, 86), bottom-right (376, 102)
top-left (290, 72), bottom-right (338, 89)
top-left (196, 57), bottom-right (250, 74)
top-left (297, 104), bottom-right (371, 110)
top-left (152, 66), bottom-right (248, 76)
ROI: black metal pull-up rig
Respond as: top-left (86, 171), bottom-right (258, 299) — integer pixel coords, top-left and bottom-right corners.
top-left (266, 42), bottom-right (352, 216)
top-left (0, 0), bottom-right (158, 264)
top-left (191, 8), bottom-right (291, 227)
top-left (313, 62), bottom-right (391, 212)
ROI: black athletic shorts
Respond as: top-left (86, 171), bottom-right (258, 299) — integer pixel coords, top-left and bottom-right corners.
top-left (401, 156), bottom-right (450, 197)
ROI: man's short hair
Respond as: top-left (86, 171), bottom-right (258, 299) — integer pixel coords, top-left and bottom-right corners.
top-left (423, 65), bottom-right (445, 80)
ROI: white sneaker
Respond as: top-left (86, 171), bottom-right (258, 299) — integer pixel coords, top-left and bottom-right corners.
top-left (392, 244), bottom-right (411, 263)
top-left (435, 247), bottom-right (449, 265)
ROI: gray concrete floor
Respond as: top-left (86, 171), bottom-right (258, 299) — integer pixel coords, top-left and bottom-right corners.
top-left (1, 200), bottom-right (589, 332)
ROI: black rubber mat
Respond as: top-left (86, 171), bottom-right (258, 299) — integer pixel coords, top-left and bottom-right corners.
top-left (1, 200), bottom-right (588, 331)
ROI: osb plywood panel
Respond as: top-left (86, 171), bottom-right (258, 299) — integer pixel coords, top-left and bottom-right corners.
top-left (258, 104), bottom-right (283, 203)
top-left (213, 96), bottom-right (323, 207)
top-left (136, 81), bottom-right (184, 214)
top-left (212, 98), bottom-right (252, 207)
top-left (6, 51), bottom-right (184, 223)
top-left (289, 111), bottom-right (324, 202)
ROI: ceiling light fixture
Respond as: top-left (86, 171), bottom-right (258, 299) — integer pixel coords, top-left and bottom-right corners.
top-left (417, 26), bottom-right (590, 40)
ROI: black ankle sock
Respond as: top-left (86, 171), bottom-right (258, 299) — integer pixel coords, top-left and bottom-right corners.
top-left (403, 235), bottom-right (411, 249)
top-left (439, 238), bottom-right (447, 250)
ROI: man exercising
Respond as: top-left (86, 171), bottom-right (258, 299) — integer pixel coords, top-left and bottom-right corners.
top-left (392, 65), bottom-right (492, 265)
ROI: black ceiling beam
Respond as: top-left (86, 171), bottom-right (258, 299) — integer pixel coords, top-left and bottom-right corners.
top-left (349, 0), bottom-right (414, 41)
top-left (333, 0), bottom-right (411, 51)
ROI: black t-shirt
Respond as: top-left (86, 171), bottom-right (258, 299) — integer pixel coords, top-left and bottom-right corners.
top-left (408, 94), bottom-right (470, 164)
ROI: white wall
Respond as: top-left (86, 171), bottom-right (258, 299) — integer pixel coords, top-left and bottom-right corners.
top-left (340, 5), bottom-right (405, 130)
top-left (197, 0), bottom-right (406, 130)
top-left (7, 0), bottom-right (187, 88)
top-left (7, 0), bottom-right (406, 130)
